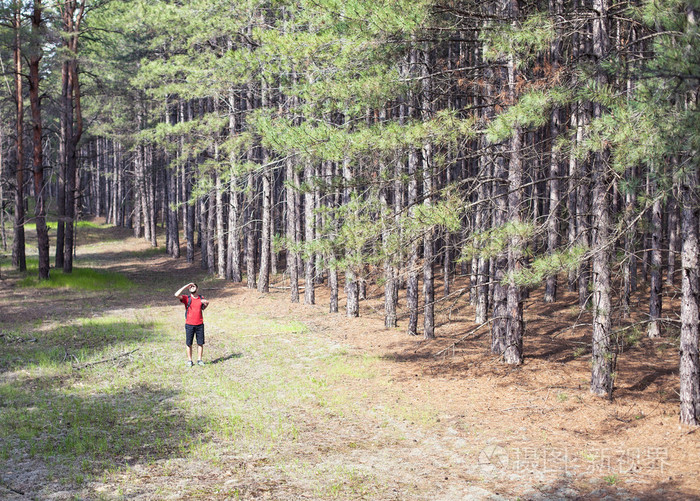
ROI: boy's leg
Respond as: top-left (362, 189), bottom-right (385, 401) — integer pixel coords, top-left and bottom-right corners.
top-left (195, 325), bottom-right (205, 361)
top-left (185, 325), bottom-right (195, 362)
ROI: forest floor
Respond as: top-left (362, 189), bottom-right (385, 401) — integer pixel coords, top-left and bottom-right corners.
top-left (1, 221), bottom-right (699, 500)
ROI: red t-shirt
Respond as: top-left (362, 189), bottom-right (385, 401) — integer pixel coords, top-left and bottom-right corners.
top-left (181, 294), bottom-right (205, 325)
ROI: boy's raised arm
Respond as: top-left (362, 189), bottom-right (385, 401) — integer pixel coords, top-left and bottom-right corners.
top-left (174, 283), bottom-right (194, 298)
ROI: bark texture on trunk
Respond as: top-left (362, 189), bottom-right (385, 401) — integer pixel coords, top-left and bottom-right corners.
top-left (13, 4), bottom-right (26, 272)
top-left (590, 0), bottom-right (613, 398)
top-left (304, 160), bottom-right (315, 304)
top-left (679, 165), bottom-right (700, 425)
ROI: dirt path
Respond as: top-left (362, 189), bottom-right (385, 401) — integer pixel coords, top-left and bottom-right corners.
top-left (2, 226), bottom-right (699, 500)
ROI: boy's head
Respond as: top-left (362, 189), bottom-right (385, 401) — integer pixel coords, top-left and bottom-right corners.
top-left (189, 283), bottom-right (198, 294)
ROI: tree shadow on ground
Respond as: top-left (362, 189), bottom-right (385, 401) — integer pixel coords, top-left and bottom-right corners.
top-left (209, 352), bottom-right (243, 364)
top-left (0, 380), bottom-right (209, 499)
top-left (0, 318), bottom-right (162, 374)
top-left (517, 472), bottom-right (694, 500)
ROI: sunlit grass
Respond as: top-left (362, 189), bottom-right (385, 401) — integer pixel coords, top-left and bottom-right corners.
top-left (22, 220), bottom-right (111, 232)
top-left (16, 258), bottom-right (132, 290)
top-left (1, 272), bottom-right (419, 499)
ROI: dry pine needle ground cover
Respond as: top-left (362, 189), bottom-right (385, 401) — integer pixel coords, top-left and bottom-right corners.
top-left (0, 221), bottom-right (698, 500)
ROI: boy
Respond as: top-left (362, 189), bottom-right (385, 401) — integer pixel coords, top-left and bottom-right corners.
top-left (174, 282), bottom-right (209, 366)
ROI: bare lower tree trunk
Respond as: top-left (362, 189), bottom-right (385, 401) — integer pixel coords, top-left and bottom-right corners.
top-left (258, 164), bottom-right (271, 293)
top-left (576, 134), bottom-right (590, 307)
top-left (590, 0), bottom-right (614, 398)
top-left (327, 160), bottom-right (338, 313)
top-left (566, 105), bottom-right (578, 291)
top-left (185, 169), bottom-right (195, 263)
top-left (227, 175), bottom-right (241, 281)
top-left (346, 269), bottom-right (359, 317)
top-left (146, 146), bottom-right (157, 247)
top-left (622, 165), bottom-right (637, 316)
top-left (245, 170), bottom-right (257, 288)
top-left (381, 166), bottom-right (397, 328)
top-left (667, 174), bottom-right (679, 287)
top-left (475, 142), bottom-right (490, 323)
top-left (343, 156), bottom-right (358, 317)
top-left (679, 163), bottom-right (699, 425)
top-left (505, 124), bottom-right (524, 365)
top-left (12, 4), bottom-right (26, 272)
top-left (207, 188), bottom-right (216, 273)
top-left (422, 47), bottom-right (435, 340)
top-left (0, 128), bottom-right (6, 250)
top-left (286, 157), bottom-right (299, 302)
top-left (329, 263), bottom-right (339, 313)
top-left (304, 160), bottom-right (315, 304)
top-left (215, 169), bottom-right (225, 278)
top-left (406, 146), bottom-right (419, 335)
top-left (544, 107), bottom-right (561, 302)
top-left (648, 178), bottom-right (663, 337)
top-left (491, 153), bottom-right (508, 356)
top-left (29, 0), bottom-right (48, 279)
top-left (679, 6), bottom-right (700, 425)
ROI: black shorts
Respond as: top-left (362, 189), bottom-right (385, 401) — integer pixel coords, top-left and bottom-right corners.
top-left (185, 324), bottom-right (205, 346)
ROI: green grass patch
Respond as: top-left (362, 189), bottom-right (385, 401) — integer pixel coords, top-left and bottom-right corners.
top-left (16, 259), bottom-right (132, 290)
top-left (23, 221), bottom-right (112, 232)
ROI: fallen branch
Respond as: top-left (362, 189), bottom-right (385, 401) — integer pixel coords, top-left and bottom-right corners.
top-left (433, 319), bottom-right (494, 358)
top-left (72, 349), bottom-right (139, 370)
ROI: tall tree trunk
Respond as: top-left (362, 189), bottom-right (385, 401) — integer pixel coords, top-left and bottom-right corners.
top-left (422, 47), bottom-right (435, 340)
top-left (207, 187), bottom-right (216, 273)
top-left (590, 0), bottom-right (614, 398)
top-left (679, 162), bottom-right (699, 425)
top-left (29, 0), bottom-right (48, 279)
top-left (227, 174), bottom-right (241, 281)
top-left (200, 195), bottom-right (208, 269)
top-left (245, 170), bottom-right (257, 289)
top-left (216, 168), bottom-right (226, 278)
top-left (147, 146), bottom-right (157, 247)
top-left (679, 4), bottom-right (699, 425)
top-left (304, 160), bottom-right (315, 304)
top-left (504, 13), bottom-right (524, 363)
top-left (566, 105), bottom-right (578, 292)
top-left (327, 160), bottom-right (338, 312)
top-left (381, 153), bottom-right (397, 328)
top-left (258, 164), bottom-right (271, 293)
top-left (12, 4), bottom-right (26, 272)
top-left (286, 156), bottom-right (299, 301)
top-left (62, 0), bottom-right (85, 273)
top-left (544, 112), bottom-right (561, 301)
top-left (0, 128), bottom-right (6, 251)
top-left (666, 177), bottom-right (679, 287)
top-left (648, 175), bottom-right (663, 337)
top-left (505, 129), bottom-right (525, 365)
top-left (343, 157), bottom-right (358, 317)
top-left (491, 152), bottom-right (508, 356)
top-left (406, 145), bottom-right (419, 335)
top-left (474, 151), bottom-right (490, 324)
top-left (622, 164), bottom-right (637, 317)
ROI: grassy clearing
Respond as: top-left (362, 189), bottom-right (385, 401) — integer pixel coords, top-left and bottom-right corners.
top-left (13, 258), bottom-right (133, 290)
top-left (0, 287), bottom-right (418, 498)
